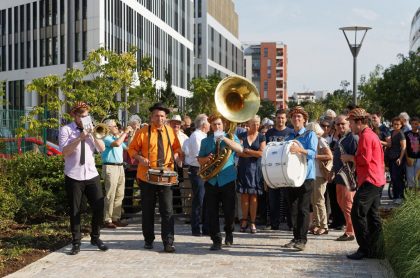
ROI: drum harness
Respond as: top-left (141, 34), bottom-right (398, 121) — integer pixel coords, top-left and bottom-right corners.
top-left (147, 125), bottom-right (179, 184)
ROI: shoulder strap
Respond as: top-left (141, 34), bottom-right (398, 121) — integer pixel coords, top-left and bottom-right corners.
top-left (164, 125), bottom-right (178, 172)
top-left (148, 125), bottom-right (151, 167)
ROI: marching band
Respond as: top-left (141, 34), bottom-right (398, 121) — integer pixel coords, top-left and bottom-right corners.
top-left (60, 76), bottom-right (417, 260)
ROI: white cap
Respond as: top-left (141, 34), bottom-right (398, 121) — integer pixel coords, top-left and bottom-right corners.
top-left (170, 115), bottom-right (182, 123)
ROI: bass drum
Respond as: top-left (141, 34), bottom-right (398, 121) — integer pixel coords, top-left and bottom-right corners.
top-left (262, 140), bottom-right (307, 188)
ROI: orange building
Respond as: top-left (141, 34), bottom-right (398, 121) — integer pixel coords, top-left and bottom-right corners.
top-left (244, 42), bottom-right (288, 109)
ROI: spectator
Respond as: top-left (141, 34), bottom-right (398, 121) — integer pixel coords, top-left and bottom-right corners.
top-left (236, 115), bottom-right (266, 234)
top-left (370, 112), bottom-right (391, 147)
top-left (404, 117), bottom-right (420, 189)
top-left (399, 112), bottom-right (412, 133)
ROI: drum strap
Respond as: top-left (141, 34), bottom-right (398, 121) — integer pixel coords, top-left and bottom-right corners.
top-left (286, 130), bottom-right (311, 141)
top-left (147, 125), bottom-right (178, 173)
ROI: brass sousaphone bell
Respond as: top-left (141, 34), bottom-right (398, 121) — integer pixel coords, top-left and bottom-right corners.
top-left (198, 75), bottom-right (260, 181)
top-left (215, 75), bottom-right (261, 130)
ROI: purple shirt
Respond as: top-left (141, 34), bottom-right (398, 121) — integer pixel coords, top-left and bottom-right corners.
top-left (59, 122), bottom-right (99, 181)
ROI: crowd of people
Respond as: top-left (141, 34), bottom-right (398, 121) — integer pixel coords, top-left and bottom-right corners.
top-left (59, 100), bottom-right (419, 260)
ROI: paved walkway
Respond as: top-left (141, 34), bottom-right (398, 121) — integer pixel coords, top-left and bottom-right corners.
top-left (7, 218), bottom-right (394, 278)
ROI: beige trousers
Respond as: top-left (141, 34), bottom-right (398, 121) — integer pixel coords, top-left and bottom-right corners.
top-left (312, 176), bottom-right (328, 229)
top-left (103, 165), bottom-right (125, 222)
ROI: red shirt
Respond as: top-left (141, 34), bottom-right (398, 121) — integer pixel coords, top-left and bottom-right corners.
top-left (355, 127), bottom-right (385, 187)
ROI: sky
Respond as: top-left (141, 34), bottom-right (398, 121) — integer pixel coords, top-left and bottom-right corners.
top-left (235, 0), bottom-right (419, 94)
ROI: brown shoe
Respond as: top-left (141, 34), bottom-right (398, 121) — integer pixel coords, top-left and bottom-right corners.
top-left (314, 228), bottom-right (328, 235)
top-left (336, 233), bottom-right (355, 241)
top-left (112, 220), bottom-right (128, 227)
top-left (104, 222), bottom-right (117, 229)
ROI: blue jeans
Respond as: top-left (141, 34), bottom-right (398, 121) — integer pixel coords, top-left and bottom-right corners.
top-left (189, 166), bottom-right (208, 234)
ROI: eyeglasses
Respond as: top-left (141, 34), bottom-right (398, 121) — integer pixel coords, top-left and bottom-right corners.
top-left (321, 124), bottom-right (330, 128)
top-left (336, 123), bottom-right (346, 126)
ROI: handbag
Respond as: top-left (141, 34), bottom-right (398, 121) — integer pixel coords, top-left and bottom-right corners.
top-left (318, 142), bottom-right (333, 180)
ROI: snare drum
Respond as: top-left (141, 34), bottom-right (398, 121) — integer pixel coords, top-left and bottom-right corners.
top-left (261, 140), bottom-right (307, 188)
top-left (146, 167), bottom-right (178, 186)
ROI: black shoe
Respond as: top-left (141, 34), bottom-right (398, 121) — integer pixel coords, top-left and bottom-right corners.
top-left (225, 233), bottom-right (233, 246)
top-left (347, 250), bottom-right (366, 260)
top-left (210, 242), bottom-right (222, 251)
top-left (91, 238), bottom-right (109, 251)
top-left (69, 244), bottom-right (80, 255)
top-left (144, 242), bottom-right (154, 249)
top-left (164, 244), bottom-right (176, 253)
top-left (282, 239), bottom-right (296, 248)
top-left (293, 242), bottom-right (306, 251)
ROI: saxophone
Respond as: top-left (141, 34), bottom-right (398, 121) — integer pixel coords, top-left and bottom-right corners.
top-left (337, 133), bottom-right (357, 191)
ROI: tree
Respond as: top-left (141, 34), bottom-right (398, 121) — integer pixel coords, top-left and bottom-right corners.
top-left (186, 73), bottom-right (221, 119)
top-left (20, 47), bottom-right (138, 135)
top-left (258, 99), bottom-right (276, 119)
top-left (322, 80), bottom-right (353, 114)
top-left (128, 56), bottom-right (157, 121)
top-left (359, 52), bottom-right (420, 119)
top-left (358, 65), bottom-right (384, 114)
top-left (159, 69), bottom-right (177, 109)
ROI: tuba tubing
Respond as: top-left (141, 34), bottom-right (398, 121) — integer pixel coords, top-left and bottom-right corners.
top-left (198, 75), bottom-right (260, 181)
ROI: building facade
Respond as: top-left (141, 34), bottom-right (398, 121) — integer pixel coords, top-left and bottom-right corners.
top-left (193, 0), bottom-right (243, 78)
top-left (0, 0), bottom-right (193, 111)
top-left (410, 6), bottom-right (420, 53)
top-left (244, 42), bottom-right (287, 109)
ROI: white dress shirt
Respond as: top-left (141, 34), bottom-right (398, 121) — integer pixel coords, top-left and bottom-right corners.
top-left (183, 129), bottom-right (207, 167)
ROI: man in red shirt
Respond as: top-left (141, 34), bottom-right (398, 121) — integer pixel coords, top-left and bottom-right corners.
top-left (344, 108), bottom-right (385, 260)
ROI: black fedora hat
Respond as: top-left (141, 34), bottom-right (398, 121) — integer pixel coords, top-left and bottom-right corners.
top-left (149, 102), bottom-right (170, 114)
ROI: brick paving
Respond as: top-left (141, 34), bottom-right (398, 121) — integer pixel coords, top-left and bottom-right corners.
top-left (7, 218), bottom-right (394, 278)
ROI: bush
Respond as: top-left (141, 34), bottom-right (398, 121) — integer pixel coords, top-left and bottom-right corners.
top-left (383, 191), bottom-right (420, 278)
top-left (0, 181), bottom-right (20, 221)
top-left (0, 153), bottom-right (66, 223)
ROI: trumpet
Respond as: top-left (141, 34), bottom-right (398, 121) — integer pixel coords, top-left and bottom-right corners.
top-left (93, 123), bottom-right (110, 139)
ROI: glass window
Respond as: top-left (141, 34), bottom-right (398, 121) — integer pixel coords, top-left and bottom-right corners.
top-left (26, 4), bottom-right (31, 31)
top-left (264, 48), bottom-right (268, 57)
top-left (14, 43), bottom-right (19, 69)
top-left (8, 8), bottom-right (12, 35)
top-left (40, 0), bottom-right (45, 28)
top-left (20, 5), bottom-right (25, 32)
top-left (33, 2), bottom-right (37, 29)
top-left (60, 0), bottom-right (64, 24)
top-left (52, 36), bottom-right (57, 64)
top-left (14, 7), bottom-right (19, 33)
top-left (26, 41), bottom-right (30, 68)
top-left (60, 35), bottom-right (64, 64)
top-left (20, 42), bottom-right (24, 68)
top-left (52, 0), bottom-right (57, 25)
top-left (33, 40), bottom-right (37, 67)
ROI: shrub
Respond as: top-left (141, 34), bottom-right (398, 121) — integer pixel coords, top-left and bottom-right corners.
top-left (0, 153), bottom-right (66, 223)
top-left (0, 180), bottom-right (20, 221)
top-left (383, 191), bottom-right (420, 278)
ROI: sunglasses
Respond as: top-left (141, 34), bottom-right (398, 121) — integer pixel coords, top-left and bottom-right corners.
top-left (336, 123), bottom-right (346, 126)
top-left (321, 124), bottom-right (330, 128)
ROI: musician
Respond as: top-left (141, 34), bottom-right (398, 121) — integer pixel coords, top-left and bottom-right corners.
top-left (59, 101), bottom-right (108, 255)
top-left (183, 114), bottom-right (210, 236)
top-left (332, 115), bottom-right (358, 242)
top-left (265, 109), bottom-right (293, 230)
top-left (346, 108), bottom-right (385, 260)
top-left (127, 102), bottom-right (182, 253)
top-left (281, 106), bottom-right (317, 251)
top-left (198, 114), bottom-right (243, 251)
top-left (102, 119), bottom-right (132, 228)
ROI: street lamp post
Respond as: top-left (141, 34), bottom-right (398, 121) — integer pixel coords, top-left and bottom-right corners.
top-left (339, 26), bottom-right (371, 106)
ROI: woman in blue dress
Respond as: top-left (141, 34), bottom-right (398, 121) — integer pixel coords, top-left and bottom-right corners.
top-left (237, 115), bottom-right (266, 233)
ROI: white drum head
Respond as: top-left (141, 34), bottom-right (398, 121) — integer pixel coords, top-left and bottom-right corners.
top-left (262, 140), bottom-right (307, 188)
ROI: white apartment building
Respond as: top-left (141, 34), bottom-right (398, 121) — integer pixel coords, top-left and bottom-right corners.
top-left (193, 0), bottom-right (243, 77)
top-left (0, 0), bottom-right (194, 111)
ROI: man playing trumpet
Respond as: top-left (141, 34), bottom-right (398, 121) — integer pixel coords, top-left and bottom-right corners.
top-left (102, 119), bottom-right (133, 228)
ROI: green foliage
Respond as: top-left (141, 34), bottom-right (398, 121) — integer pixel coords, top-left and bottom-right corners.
top-left (0, 154), bottom-right (66, 223)
top-left (186, 73), bottom-right (221, 119)
top-left (322, 80), bottom-right (353, 114)
top-left (128, 56), bottom-right (157, 121)
top-left (383, 191), bottom-right (420, 278)
top-left (359, 52), bottom-right (420, 119)
top-left (159, 69), bottom-right (177, 109)
top-left (21, 48), bottom-right (139, 136)
top-left (258, 99), bottom-right (276, 119)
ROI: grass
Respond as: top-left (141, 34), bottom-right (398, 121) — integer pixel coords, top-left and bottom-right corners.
top-left (0, 216), bottom-right (90, 277)
top-left (383, 191), bottom-right (420, 278)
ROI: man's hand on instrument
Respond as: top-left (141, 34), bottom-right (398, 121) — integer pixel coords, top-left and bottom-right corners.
top-left (79, 130), bottom-right (89, 140)
top-left (124, 126), bottom-right (133, 134)
top-left (138, 156), bottom-right (150, 167)
top-left (290, 142), bottom-right (303, 154)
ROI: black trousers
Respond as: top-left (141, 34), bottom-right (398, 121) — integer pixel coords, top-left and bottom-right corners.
top-left (269, 187), bottom-right (291, 228)
top-left (140, 181), bottom-right (174, 245)
top-left (65, 175), bottom-right (104, 245)
top-left (288, 179), bottom-right (314, 244)
top-left (327, 182), bottom-right (345, 227)
top-left (351, 182), bottom-right (384, 255)
top-left (123, 170), bottom-right (137, 214)
top-left (205, 181), bottom-right (236, 244)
